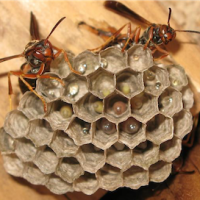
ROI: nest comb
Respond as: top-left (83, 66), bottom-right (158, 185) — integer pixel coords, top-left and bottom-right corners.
top-left (0, 44), bottom-right (194, 195)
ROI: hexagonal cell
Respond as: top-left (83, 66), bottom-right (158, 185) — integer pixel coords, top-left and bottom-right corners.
top-left (36, 72), bottom-right (64, 102)
top-left (127, 44), bottom-right (153, 72)
top-left (4, 110), bottom-right (29, 139)
top-left (18, 91), bottom-right (45, 120)
top-left (45, 174), bottom-right (73, 195)
top-left (149, 161), bottom-right (172, 183)
top-left (74, 93), bottom-right (103, 122)
top-left (173, 109), bottom-right (193, 139)
top-left (76, 144), bottom-right (105, 173)
top-left (144, 66), bottom-right (170, 96)
top-left (132, 141), bottom-right (159, 170)
top-left (74, 172), bottom-right (99, 195)
top-left (159, 137), bottom-right (182, 162)
top-left (73, 50), bottom-right (99, 75)
top-left (167, 64), bottom-right (188, 91)
top-left (99, 46), bottom-right (126, 73)
top-left (3, 154), bottom-right (25, 177)
top-left (106, 144), bottom-right (132, 170)
top-left (182, 86), bottom-right (194, 109)
top-left (50, 130), bottom-right (78, 157)
top-left (23, 163), bottom-right (49, 185)
top-left (34, 146), bottom-right (59, 174)
top-left (146, 114), bottom-right (173, 145)
top-left (88, 67), bottom-right (115, 99)
top-left (158, 87), bottom-right (183, 117)
top-left (116, 68), bottom-right (144, 98)
top-left (67, 117), bottom-right (92, 145)
top-left (123, 166), bottom-right (149, 189)
top-left (96, 164), bottom-right (123, 191)
top-left (15, 138), bottom-right (37, 162)
top-left (56, 157), bottom-right (84, 183)
top-left (131, 92), bottom-right (159, 123)
top-left (0, 128), bottom-right (15, 154)
top-left (50, 50), bottom-right (74, 79)
top-left (27, 119), bottom-right (54, 147)
top-left (119, 117), bottom-right (146, 149)
top-left (45, 100), bottom-right (74, 131)
top-left (62, 73), bottom-right (88, 103)
top-left (104, 92), bottom-right (130, 122)
top-left (92, 118), bottom-right (118, 150)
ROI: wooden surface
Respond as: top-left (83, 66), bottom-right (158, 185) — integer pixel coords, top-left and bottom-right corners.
top-left (0, 1), bottom-right (200, 200)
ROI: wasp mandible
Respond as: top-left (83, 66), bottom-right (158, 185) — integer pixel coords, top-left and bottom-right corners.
top-left (0, 13), bottom-right (80, 112)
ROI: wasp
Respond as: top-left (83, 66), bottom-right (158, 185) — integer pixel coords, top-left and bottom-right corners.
top-left (79, 1), bottom-right (200, 59)
top-left (0, 13), bottom-right (80, 112)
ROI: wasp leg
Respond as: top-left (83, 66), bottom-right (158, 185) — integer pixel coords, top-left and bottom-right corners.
top-left (88, 22), bottom-right (131, 53)
top-left (144, 26), bottom-right (154, 50)
top-left (152, 44), bottom-right (169, 60)
top-left (52, 46), bottom-right (81, 75)
top-left (122, 26), bottom-right (141, 52)
top-left (78, 21), bottom-right (116, 41)
top-left (8, 70), bottom-right (47, 112)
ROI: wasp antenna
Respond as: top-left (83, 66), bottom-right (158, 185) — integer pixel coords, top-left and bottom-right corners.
top-left (168, 8), bottom-right (172, 27)
top-left (175, 30), bottom-right (200, 34)
top-left (45, 17), bottom-right (66, 43)
top-left (0, 54), bottom-right (24, 63)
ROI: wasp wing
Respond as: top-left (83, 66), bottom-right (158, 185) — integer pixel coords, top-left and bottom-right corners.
top-left (104, 1), bottom-right (152, 26)
top-left (30, 12), bottom-right (40, 40)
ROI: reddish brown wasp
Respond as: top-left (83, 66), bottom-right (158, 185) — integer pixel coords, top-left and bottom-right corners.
top-left (0, 13), bottom-right (80, 112)
top-left (79, 1), bottom-right (200, 59)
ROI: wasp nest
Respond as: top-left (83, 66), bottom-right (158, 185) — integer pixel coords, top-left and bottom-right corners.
top-left (0, 44), bottom-right (194, 195)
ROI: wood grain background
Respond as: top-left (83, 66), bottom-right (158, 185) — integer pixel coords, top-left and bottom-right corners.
top-left (0, 1), bottom-right (200, 200)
